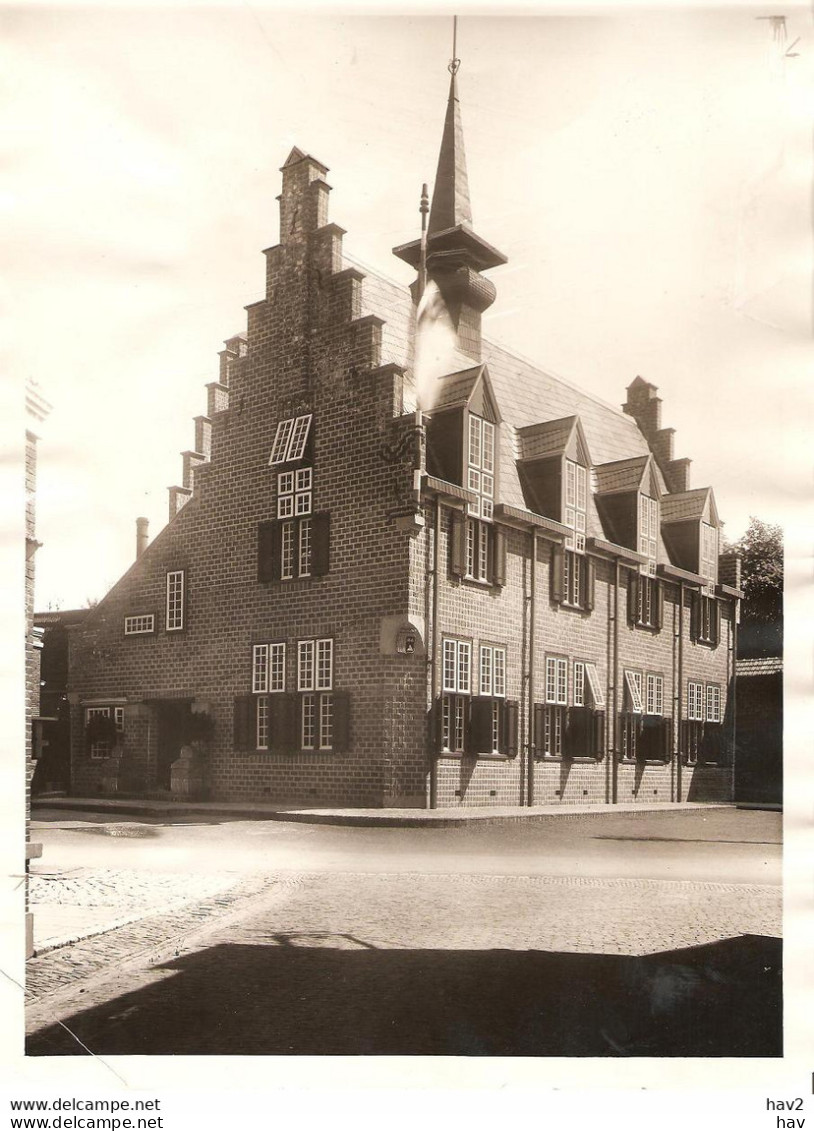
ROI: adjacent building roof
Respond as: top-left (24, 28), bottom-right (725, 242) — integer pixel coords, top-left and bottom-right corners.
top-left (737, 656), bottom-right (783, 677)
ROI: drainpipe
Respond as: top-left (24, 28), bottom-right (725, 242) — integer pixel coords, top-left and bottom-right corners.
top-left (428, 498), bottom-right (441, 809)
top-left (611, 559), bottom-right (620, 805)
top-left (527, 531), bottom-right (536, 806)
top-left (730, 596), bottom-right (738, 798)
top-left (676, 581), bottom-right (685, 803)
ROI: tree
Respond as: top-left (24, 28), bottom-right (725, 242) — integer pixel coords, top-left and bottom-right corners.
top-left (730, 517), bottom-right (783, 657)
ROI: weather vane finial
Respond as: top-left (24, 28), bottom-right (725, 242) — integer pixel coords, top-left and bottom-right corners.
top-left (448, 15), bottom-right (460, 75)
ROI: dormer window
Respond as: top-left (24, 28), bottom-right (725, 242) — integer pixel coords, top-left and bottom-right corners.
top-left (564, 458), bottom-right (587, 553)
top-left (639, 493), bottom-right (659, 576)
top-left (467, 413), bottom-right (495, 520)
top-left (700, 522), bottom-right (718, 589)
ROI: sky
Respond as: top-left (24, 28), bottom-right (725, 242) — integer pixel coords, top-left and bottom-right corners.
top-left (5, 2), bottom-right (811, 611)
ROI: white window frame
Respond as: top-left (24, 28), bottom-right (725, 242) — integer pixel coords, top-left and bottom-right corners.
top-left (166, 570), bottom-right (184, 632)
top-left (706, 683), bottom-right (721, 723)
top-left (545, 657), bottom-right (567, 705)
top-left (645, 673), bottom-right (664, 716)
top-left (573, 660), bottom-right (585, 707)
top-left (124, 614), bottom-right (155, 636)
top-left (442, 638), bottom-right (472, 695)
top-left (624, 670), bottom-right (643, 714)
top-left (256, 695), bottom-right (269, 750)
top-left (85, 705), bottom-right (124, 760)
top-left (269, 414), bottom-right (313, 465)
top-left (688, 681), bottom-right (704, 721)
top-left (479, 645), bottom-right (507, 698)
top-left (253, 642), bottom-right (286, 694)
top-left (584, 662), bottom-right (605, 709)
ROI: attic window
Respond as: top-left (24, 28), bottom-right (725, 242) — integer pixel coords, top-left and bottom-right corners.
top-left (467, 414), bottom-right (495, 520)
top-left (700, 522), bottom-right (718, 589)
top-left (563, 459), bottom-right (587, 553)
top-left (269, 414), bottom-right (312, 465)
top-left (639, 494), bottom-right (659, 576)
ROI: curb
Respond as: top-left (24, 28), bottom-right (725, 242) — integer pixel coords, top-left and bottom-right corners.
top-left (31, 797), bottom-right (738, 828)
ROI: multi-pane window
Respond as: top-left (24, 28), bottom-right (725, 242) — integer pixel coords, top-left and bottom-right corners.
top-left (467, 414), bottom-right (495, 521)
top-left (252, 643), bottom-right (286, 750)
top-left (85, 706), bottom-right (124, 760)
top-left (645, 673), bottom-right (664, 716)
top-left (573, 661), bottom-right (585, 707)
top-left (280, 516), bottom-right (312, 580)
top-left (479, 645), bottom-right (507, 754)
top-left (441, 638), bottom-right (472, 753)
top-left (466, 519), bottom-right (492, 582)
top-left (541, 657), bottom-right (568, 757)
top-left (124, 614), bottom-right (155, 636)
top-left (700, 522), bottom-right (718, 588)
top-left (706, 684), bottom-right (721, 723)
top-left (639, 494), bottom-right (659, 574)
top-left (166, 571), bottom-right (184, 632)
top-left (562, 549), bottom-right (583, 608)
top-left (696, 594), bottom-right (719, 645)
top-left (269, 414), bottom-right (313, 465)
top-left (298, 638), bottom-right (333, 750)
top-left (564, 459), bottom-right (588, 554)
top-left (624, 670), bottom-right (643, 714)
top-left (584, 662), bottom-right (605, 708)
top-left (636, 576), bottom-right (659, 628)
top-left (277, 468), bottom-right (312, 519)
top-left (687, 681), bottom-right (704, 721)
top-left (252, 643), bottom-right (286, 694)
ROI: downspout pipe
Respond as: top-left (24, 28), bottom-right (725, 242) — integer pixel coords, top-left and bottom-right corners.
top-left (428, 498), bottom-right (441, 809)
top-left (611, 558), bottom-right (620, 805)
top-left (527, 531), bottom-right (536, 806)
top-left (676, 581), bottom-right (685, 803)
top-left (730, 596), bottom-right (738, 797)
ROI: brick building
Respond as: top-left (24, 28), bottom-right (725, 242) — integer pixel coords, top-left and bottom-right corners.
top-left (66, 70), bottom-right (741, 808)
top-left (25, 380), bottom-right (51, 955)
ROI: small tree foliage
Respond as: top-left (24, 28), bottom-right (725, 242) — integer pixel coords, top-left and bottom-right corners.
top-left (731, 516), bottom-right (783, 656)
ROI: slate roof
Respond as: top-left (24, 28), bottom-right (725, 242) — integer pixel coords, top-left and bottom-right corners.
top-left (594, 456), bottom-right (650, 496)
top-left (516, 417), bottom-right (577, 462)
top-left (661, 488), bottom-right (711, 524)
top-left (737, 657), bottom-right (783, 677)
top-left (433, 366), bottom-right (484, 411)
top-left (352, 256), bottom-right (686, 548)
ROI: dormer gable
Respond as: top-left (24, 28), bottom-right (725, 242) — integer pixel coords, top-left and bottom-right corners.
top-left (661, 486), bottom-right (721, 586)
top-left (593, 454), bottom-right (662, 571)
top-left (515, 416), bottom-right (592, 527)
top-left (424, 363), bottom-right (501, 519)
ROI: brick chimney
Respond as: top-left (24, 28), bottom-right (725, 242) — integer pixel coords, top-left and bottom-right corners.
top-left (623, 377), bottom-right (691, 493)
top-left (136, 517), bottom-right (149, 559)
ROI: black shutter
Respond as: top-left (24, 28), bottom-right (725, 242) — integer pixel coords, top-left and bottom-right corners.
top-left (468, 697), bottom-right (493, 754)
top-left (503, 700), bottom-right (519, 757)
top-left (689, 591), bottom-right (700, 641)
top-left (332, 691), bottom-right (351, 752)
top-left (233, 695), bottom-right (256, 751)
top-left (551, 544), bottom-right (565, 604)
top-left (661, 717), bottom-right (672, 760)
top-left (712, 600), bottom-right (721, 646)
top-left (592, 711), bottom-right (606, 760)
top-left (450, 510), bottom-right (466, 578)
top-left (584, 557), bottom-right (596, 612)
top-left (257, 521), bottom-right (275, 582)
top-left (312, 512), bottom-right (331, 576)
top-left (269, 694), bottom-right (297, 753)
top-left (532, 702), bottom-right (545, 758)
top-left (654, 580), bottom-right (664, 630)
top-left (627, 573), bottom-right (638, 626)
top-left (679, 718), bottom-right (688, 758)
top-left (566, 706), bottom-right (591, 758)
top-left (432, 698), bottom-right (445, 754)
top-left (493, 527), bottom-right (507, 587)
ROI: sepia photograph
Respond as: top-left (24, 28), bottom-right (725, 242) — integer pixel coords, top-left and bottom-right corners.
top-left (6, 0), bottom-right (809, 1105)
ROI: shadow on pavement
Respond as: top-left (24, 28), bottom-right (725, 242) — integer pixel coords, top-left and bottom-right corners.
top-left (27, 933), bottom-right (781, 1057)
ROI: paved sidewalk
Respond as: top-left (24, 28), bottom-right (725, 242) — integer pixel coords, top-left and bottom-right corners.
top-left (32, 795), bottom-right (735, 826)
top-left (29, 865), bottom-right (244, 954)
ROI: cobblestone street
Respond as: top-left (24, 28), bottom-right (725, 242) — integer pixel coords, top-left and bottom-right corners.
top-left (25, 807), bottom-right (782, 1058)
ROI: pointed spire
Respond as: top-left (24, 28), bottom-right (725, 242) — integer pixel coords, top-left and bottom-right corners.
top-left (428, 71), bottom-right (473, 234)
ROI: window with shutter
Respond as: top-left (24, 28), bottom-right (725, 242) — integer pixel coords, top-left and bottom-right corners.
top-left (553, 544), bottom-right (593, 611)
top-left (440, 637), bottom-right (473, 753)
